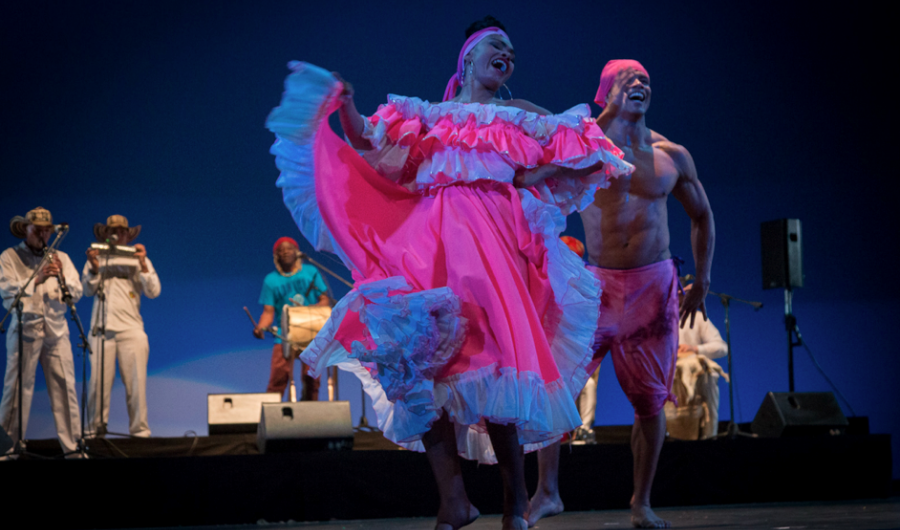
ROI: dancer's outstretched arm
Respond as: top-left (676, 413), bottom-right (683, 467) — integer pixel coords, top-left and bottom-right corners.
top-left (332, 72), bottom-right (372, 151)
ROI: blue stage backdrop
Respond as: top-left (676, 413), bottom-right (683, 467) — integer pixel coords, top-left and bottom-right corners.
top-left (2, 1), bottom-right (897, 477)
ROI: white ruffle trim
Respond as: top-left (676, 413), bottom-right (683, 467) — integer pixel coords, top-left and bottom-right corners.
top-left (361, 96), bottom-right (633, 212)
top-left (266, 61), bottom-right (353, 267)
top-left (384, 95), bottom-right (593, 144)
top-left (299, 274), bottom-right (589, 464)
top-left (518, 190), bottom-right (602, 401)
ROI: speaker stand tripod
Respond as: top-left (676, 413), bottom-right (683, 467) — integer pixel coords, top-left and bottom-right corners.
top-left (784, 288), bottom-right (803, 392)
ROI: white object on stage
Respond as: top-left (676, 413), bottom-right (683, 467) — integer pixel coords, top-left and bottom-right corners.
top-left (207, 392), bottom-right (281, 435)
top-left (257, 401), bottom-right (353, 453)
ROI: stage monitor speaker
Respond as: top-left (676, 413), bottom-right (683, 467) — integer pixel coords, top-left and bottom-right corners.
top-left (257, 401), bottom-right (354, 453)
top-left (752, 392), bottom-right (848, 437)
top-left (207, 392), bottom-right (281, 435)
top-left (761, 219), bottom-right (803, 290)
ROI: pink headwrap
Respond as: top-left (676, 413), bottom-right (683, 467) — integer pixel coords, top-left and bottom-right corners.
top-left (594, 59), bottom-right (649, 108)
top-left (442, 27), bottom-right (511, 102)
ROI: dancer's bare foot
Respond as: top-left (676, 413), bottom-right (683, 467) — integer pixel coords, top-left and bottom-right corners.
top-left (502, 515), bottom-right (529, 530)
top-left (435, 503), bottom-right (480, 530)
top-left (631, 504), bottom-right (671, 528)
top-left (526, 490), bottom-right (564, 527)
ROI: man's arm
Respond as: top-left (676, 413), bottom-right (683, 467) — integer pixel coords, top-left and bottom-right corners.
top-left (138, 255), bottom-right (161, 299)
top-left (333, 73), bottom-right (373, 151)
top-left (668, 144), bottom-right (715, 328)
top-left (310, 270), bottom-right (330, 306)
top-left (254, 305), bottom-right (275, 339)
top-left (82, 251), bottom-right (101, 297)
top-left (697, 319), bottom-right (728, 359)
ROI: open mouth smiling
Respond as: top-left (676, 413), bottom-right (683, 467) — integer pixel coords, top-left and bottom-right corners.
top-left (490, 58), bottom-right (509, 73)
top-left (628, 91), bottom-right (646, 102)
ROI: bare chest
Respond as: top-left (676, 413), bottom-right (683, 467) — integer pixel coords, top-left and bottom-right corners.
top-left (600, 144), bottom-right (679, 202)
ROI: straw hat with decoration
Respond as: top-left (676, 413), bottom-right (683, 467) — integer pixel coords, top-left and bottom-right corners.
top-left (93, 215), bottom-right (141, 243)
top-left (9, 207), bottom-right (53, 239)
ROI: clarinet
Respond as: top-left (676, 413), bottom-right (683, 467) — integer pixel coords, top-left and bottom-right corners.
top-left (43, 244), bottom-right (73, 304)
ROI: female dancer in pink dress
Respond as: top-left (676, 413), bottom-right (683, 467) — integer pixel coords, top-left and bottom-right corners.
top-left (266, 17), bottom-right (632, 530)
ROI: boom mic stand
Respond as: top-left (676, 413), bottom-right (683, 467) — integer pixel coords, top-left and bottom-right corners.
top-left (301, 254), bottom-right (376, 432)
top-left (707, 288), bottom-right (763, 439)
top-left (48, 231), bottom-right (100, 459)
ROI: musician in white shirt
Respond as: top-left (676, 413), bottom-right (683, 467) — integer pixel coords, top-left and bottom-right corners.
top-left (667, 283), bottom-right (728, 439)
top-left (82, 215), bottom-right (160, 437)
top-left (0, 207), bottom-right (83, 455)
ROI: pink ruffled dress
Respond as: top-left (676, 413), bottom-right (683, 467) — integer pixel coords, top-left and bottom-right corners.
top-left (266, 61), bottom-right (633, 463)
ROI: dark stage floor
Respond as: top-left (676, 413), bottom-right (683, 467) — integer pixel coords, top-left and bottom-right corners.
top-left (135, 498), bottom-right (900, 530)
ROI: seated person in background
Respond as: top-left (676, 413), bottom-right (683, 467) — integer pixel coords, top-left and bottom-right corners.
top-left (562, 236), bottom-right (601, 445)
top-left (665, 283), bottom-right (729, 440)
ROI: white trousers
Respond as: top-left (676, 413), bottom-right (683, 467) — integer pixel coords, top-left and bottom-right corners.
top-left (87, 328), bottom-right (150, 437)
top-left (577, 366), bottom-right (601, 429)
top-left (0, 326), bottom-right (81, 453)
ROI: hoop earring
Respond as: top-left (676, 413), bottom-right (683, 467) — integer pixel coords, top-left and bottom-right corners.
top-left (502, 84), bottom-right (513, 100)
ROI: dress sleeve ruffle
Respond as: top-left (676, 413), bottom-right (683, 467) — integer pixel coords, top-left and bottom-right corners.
top-left (533, 116), bottom-right (634, 215)
top-left (376, 96), bottom-right (633, 212)
top-left (359, 103), bottom-right (422, 182)
top-left (266, 61), bottom-right (350, 261)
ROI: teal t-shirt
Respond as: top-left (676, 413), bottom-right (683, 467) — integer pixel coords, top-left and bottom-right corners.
top-left (258, 265), bottom-right (327, 344)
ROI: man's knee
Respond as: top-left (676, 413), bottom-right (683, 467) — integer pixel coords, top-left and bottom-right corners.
top-left (629, 393), bottom-right (669, 420)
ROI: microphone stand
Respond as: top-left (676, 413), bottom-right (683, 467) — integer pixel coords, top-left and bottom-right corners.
top-left (0, 230), bottom-right (66, 459)
top-left (48, 232), bottom-right (98, 458)
top-left (706, 288), bottom-right (762, 440)
top-left (89, 243), bottom-right (135, 442)
top-left (301, 254), bottom-right (376, 432)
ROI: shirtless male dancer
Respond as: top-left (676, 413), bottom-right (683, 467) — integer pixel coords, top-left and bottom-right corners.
top-left (528, 60), bottom-right (715, 529)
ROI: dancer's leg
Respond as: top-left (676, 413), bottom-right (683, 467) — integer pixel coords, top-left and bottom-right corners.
top-left (630, 412), bottom-right (670, 528)
top-left (423, 413), bottom-right (479, 530)
top-left (485, 421), bottom-right (528, 530)
top-left (527, 441), bottom-right (564, 526)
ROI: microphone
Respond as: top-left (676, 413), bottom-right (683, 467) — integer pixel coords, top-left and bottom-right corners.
top-left (107, 234), bottom-right (119, 245)
top-left (54, 223), bottom-right (69, 233)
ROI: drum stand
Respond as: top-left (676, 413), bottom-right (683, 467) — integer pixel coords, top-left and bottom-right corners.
top-left (283, 343), bottom-right (338, 403)
top-left (301, 254), bottom-right (378, 432)
top-left (708, 288), bottom-right (762, 440)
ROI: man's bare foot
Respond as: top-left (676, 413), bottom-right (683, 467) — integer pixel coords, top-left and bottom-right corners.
top-left (435, 503), bottom-right (479, 530)
top-left (501, 515), bottom-right (528, 530)
top-left (631, 504), bottom-right (671, 528)
top-left (526, 490), bottom-right (564, 527)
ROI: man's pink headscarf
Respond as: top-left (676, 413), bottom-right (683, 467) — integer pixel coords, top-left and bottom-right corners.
top-left (594, 59), bottom-right (649, 108)
top-left (442, 27), bottom-right (511, 102)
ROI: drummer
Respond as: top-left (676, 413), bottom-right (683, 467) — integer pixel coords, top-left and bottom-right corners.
top-left (253, 237), bottom-right (329, 401)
